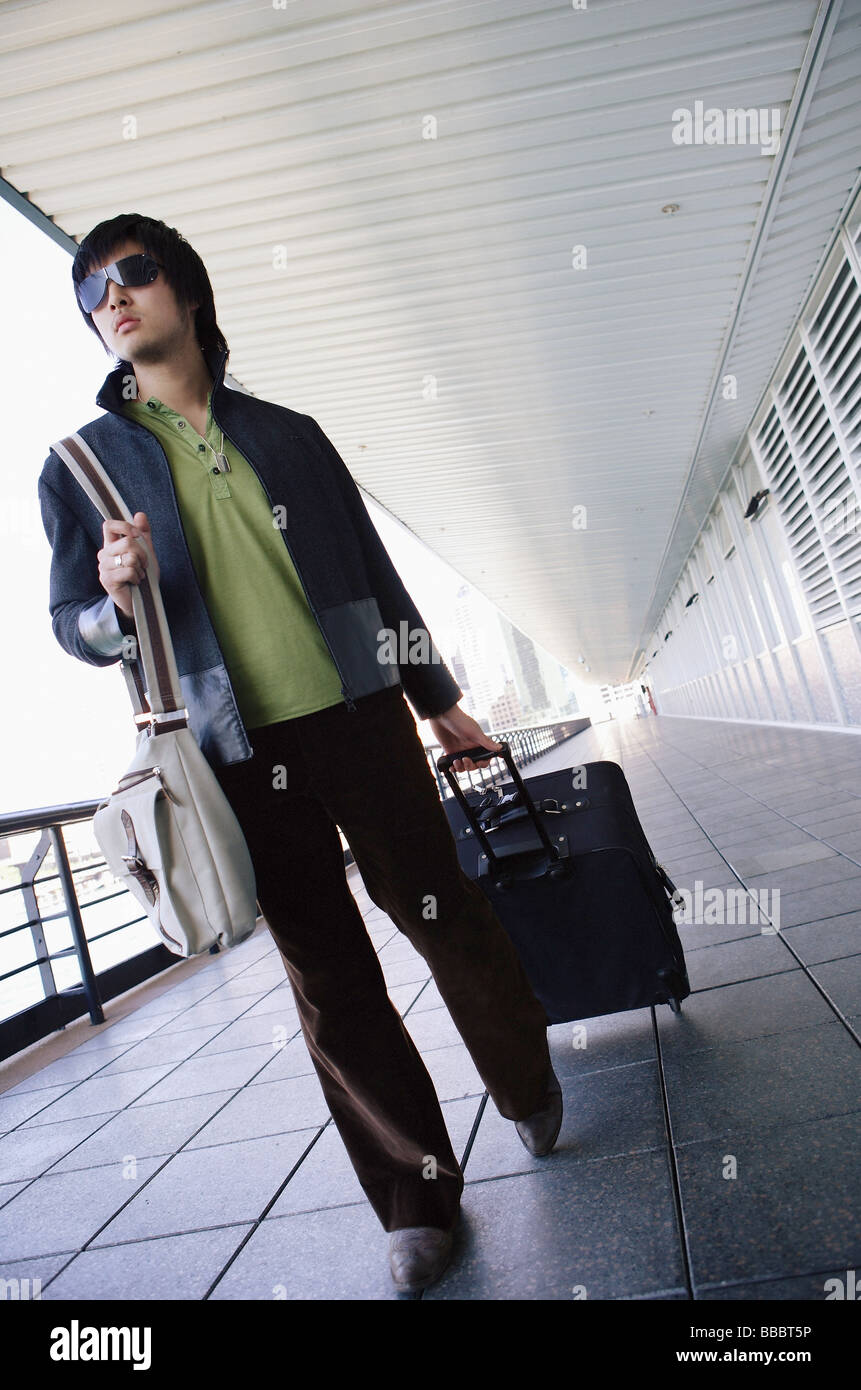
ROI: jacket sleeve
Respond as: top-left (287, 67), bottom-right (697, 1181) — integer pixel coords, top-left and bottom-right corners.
top-left (304, 418), bottom-right (464, 721)
top-left (38, 470), bottom-right (137, 668)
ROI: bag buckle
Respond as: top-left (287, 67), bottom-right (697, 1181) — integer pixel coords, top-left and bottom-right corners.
top-left (145, 709), bottom-right (189, 738)
top-left (120, 852), bottom-right (159, 905)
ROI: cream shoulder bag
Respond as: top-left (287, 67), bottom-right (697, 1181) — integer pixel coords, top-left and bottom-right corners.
top-left (51, 432), bottom-right (259, 959)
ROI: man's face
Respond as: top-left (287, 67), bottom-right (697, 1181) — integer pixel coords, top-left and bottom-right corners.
top-left (85, 237), bottom-right (199, 364)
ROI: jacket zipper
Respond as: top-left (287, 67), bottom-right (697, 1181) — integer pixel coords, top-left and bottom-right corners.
top-left (212, 412), bottom-right (358, 713)
top-left (101, 382), bottom-right (359, 720)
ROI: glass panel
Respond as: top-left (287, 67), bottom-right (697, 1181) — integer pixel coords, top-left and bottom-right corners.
top-left (820, 620), bottom-right (861, 723)
top-left (0, 910), bottom-right (40, 1024)
top-left (761, 573), bottom-right (788, 645)
top-left (43, 915), bottom-right (74, 957)
top-left (745, 658), bottom-right (770, 719)
top-left (52, 952), bottom-right (83, 994)
top-left (0, 965), bottom-right (46, 1021)
top-left (795, 637), bottom-right (839, 722)
top-left (780, 560), bottom-right (812, 639)
top-left (88, 919), bottom-right (160, 974)
top-left (762, 651), bottom-right (791, 722)
top-left (774, 645), bottom-right (809, 721)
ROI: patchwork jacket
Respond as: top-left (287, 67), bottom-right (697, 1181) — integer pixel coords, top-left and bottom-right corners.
top-left (38, 344), bottom-right (463, 766)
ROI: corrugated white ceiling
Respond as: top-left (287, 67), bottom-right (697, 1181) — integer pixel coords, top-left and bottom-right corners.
top-left (2, 0), bottom-right (860, 685)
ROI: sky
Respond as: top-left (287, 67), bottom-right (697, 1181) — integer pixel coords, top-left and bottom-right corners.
top-left (1, 197), bottom-right (565, 813)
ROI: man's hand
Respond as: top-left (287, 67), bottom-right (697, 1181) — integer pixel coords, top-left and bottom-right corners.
top-left (96, 512), bottom-right (158, 619)
top-left (427, 703), bottom-right (504, 774)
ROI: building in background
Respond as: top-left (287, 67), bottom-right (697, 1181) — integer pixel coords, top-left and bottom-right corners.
top-left (488, 678), bottom-right (523, 730)
top-left (448, 585), bottom-right (580, 727)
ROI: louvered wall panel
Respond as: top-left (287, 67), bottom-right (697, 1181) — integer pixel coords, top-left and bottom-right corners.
top-left (772, 252), bottom-right (861, 625)
top-left (755, 391), bottom-right (840, 627)
top-left (641, 181), bottom-right (861, 728)
top-left (809, 256), bottom-right (861, 491)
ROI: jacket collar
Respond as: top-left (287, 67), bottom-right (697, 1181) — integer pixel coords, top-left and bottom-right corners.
top-left (95, 343), bottom-right (229, 415)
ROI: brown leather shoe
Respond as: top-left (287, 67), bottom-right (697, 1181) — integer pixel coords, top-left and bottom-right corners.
top-left (514, 1065), bottom-right (563, 1156)
top-left (389, 1224), bottom-right (455, 1293)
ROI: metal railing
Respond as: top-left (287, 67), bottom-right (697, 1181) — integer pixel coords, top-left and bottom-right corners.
top-left (0, 716), bottom-right (588, 1063)
top-left (0, 800), bottom-right (177, 1061)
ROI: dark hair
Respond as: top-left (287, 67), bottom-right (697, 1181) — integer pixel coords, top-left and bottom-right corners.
top-left (72, 213), bottom-right (228, 362)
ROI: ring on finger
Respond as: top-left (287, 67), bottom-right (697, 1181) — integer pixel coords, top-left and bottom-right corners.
top-left (113, 553), bottom-right (125, 568)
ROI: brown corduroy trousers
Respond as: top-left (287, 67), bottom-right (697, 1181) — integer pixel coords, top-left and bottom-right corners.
top-left (212, 684), bottom-right (551, 1232)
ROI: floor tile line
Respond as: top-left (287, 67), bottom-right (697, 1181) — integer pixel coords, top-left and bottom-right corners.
top-left (26, 1055), bottom-right (329, 1287)
top-left (548, 1055), bottom-right (658, 1084)
top-left (1, 881), bottom-right (377, 1112)
top-left (259, 1197), bottom-right (372, 1224)
top-left (681, 967), bottom-right (861, 1048)
top-left (9, 1114), bottom-right (329, 1183)
top-left (202, 1120), bottom-right (334, 1299)
top-left (670, 1103), bottom-right (861, 1150)
top-left (685, 965), bottom-right (801, 993)
top-left (461, 1139), bottom-right (667, 1188)
top-left (458, 1091), bottom-right (489, 1175)
top-left (2, 969), bottom-right (303, 1133)
top-left (397, 977), bottom-right (434, 1018)
top-left (35, 1186), bottom-right (379, 1280)
top-left (679, 927), bottom-right (769, 954)
top-left (34, 1110), bottom-right (332, 1296)
top-left (2, 898), bottom-right (423, 1288)
top-left (30, 892), bottom-right (410, 1144)
top-left (694, 1259), bottom-right (854, 1296)
top-left (630, 724), bottom-right (861, 875)
top-left (620, 1286), bottom-right (692, 1300)
top-left (415, 1091), bottom-right (489, 1301)
top-left (650, 1004), bottom-right (695, 1301)
top-left (24, 1218), bottom-right (261, 1284)
top-left (630, 730), bottom-right (861, 1048)
top-left (658, 1014), bottom-right (861, 1058)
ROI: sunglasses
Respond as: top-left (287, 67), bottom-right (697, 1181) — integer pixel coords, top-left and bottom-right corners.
top-left (76, 253), bottom-right (165, 314)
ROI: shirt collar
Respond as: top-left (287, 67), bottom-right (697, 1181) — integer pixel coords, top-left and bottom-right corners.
top-left (95, 343), bottom-right (228, 415)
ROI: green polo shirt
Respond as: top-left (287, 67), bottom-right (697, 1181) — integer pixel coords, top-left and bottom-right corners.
top-left (121, 388), bottom-right (345, 728)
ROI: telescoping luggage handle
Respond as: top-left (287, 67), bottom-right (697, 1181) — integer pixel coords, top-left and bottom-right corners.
top-left (437, 741), bottom-right (563, 874)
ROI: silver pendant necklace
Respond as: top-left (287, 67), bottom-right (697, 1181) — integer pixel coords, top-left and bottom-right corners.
top-left (205, 427), bottom-right (230, 473)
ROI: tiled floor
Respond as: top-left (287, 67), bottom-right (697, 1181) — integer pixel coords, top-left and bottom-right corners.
top-left (0, 713), bottom-right (859, 1300)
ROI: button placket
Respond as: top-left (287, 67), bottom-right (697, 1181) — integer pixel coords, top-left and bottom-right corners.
top-left (141, 394), bottom-right (232, 496)
top-left (194, 417), bottom-right (232, 498)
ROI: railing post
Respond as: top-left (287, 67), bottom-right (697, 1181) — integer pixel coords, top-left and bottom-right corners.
top-left (48, 825), bottom-right (105, 1025)
top-left (22, 831), bottom-right (59, 1003)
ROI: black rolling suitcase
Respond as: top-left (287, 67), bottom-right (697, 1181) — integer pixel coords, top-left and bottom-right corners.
top-left (437, 742), bottom-right (691, 1025)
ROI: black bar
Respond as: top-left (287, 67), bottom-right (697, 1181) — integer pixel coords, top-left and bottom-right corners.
top-left (47, 825), bottom-right (105, 1026)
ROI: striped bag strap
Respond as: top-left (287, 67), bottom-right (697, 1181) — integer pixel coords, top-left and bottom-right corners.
top-left (51, 432), bottom-right (188, 730)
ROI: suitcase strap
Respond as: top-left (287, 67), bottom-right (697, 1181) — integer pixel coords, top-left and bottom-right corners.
top-left (478, 795), bottom-right (561, 831)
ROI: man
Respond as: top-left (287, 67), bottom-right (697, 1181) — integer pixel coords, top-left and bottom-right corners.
top-left (38, 214), bottom-right (562, 1295)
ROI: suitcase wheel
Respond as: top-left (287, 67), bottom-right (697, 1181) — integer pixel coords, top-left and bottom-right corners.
top-left (667, 997), bottom-right (682, 1014)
